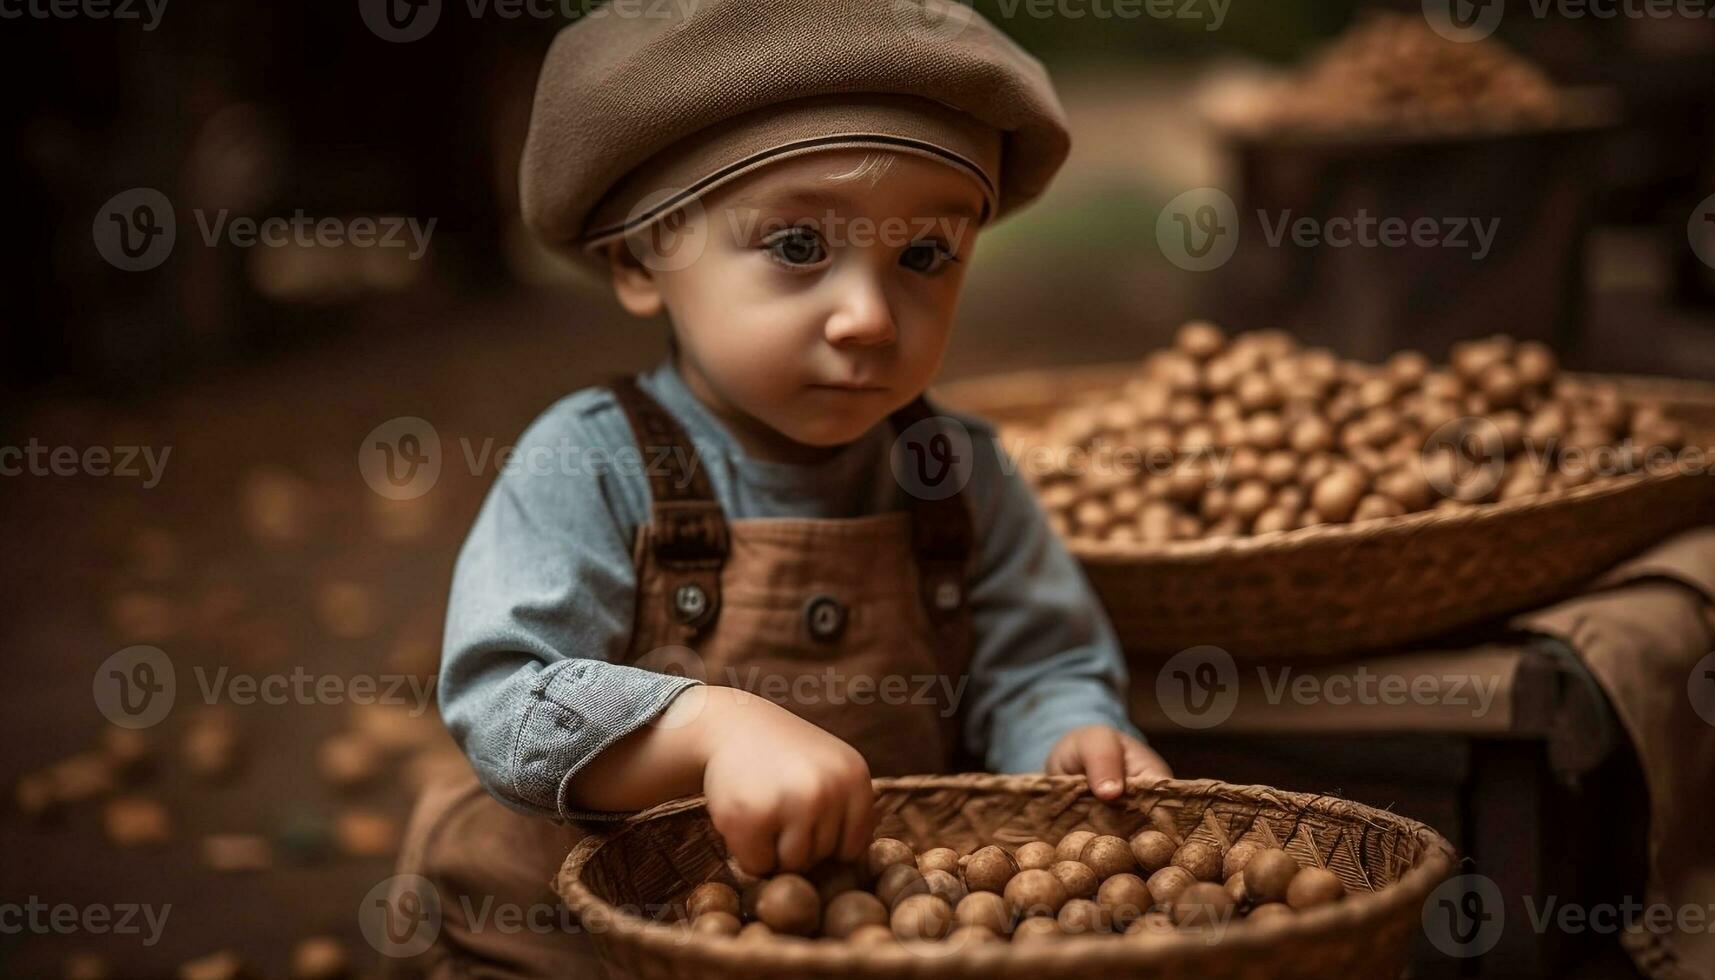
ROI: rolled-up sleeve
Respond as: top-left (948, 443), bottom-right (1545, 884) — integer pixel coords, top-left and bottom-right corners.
top-left (952, 412), bottom-right (1143, 774)
top-left (438, 399), bottom-right (700, 820)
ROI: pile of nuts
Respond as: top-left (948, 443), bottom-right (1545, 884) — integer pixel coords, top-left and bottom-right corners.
top-left (1250, 13), bottom-right (1564, 135)
top-left (679, 829), bottom-right (1346, 945)
top-left (1018, 323), bottom-right (1687, 544)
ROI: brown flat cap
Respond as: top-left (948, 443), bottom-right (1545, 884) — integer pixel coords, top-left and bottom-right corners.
top-left (520, 0), bottom-right (1071, 265)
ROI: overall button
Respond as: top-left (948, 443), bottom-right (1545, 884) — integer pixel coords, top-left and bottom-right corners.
top-left (930, 577), bottom-right (962, 613)
top-left (804, 595), bottom-right (847, 643)
top-left (673, 583), bottom-right (709, 624)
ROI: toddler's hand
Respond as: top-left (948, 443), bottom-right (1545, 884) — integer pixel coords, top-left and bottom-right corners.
top-left (695, 688), bottom-right (876, 876)
top-left (1044, 725), bottom-right (1171, 800)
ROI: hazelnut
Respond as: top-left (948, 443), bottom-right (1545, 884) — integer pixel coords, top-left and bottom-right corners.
top-left (1057, 898), bottom-right (1109, 935)
top-left (962, 845), bottom-right (1018, 894)
top-left (1015, 841), bottom-right (1056, 871)
top-left (754, 874), bottom-right (820, 936)
top-left (1286, 867), bottom-right (1346, 909)
top-left (874, 863), bottom-right (929, 910)
top-left (1352, 494), bottom-right (1405, 523)
top-left (1310, 469), bottom-right (1367, 523)
top-left (1514, 341), bottom-right (1558, 388)
top-left (917, 847), bottom-right (960, 877)
top-left (1171, 882), bottom-right (1236, 928)
top-left (1171, 840), bottom-right (1224, 882)
top-left (890, 893), bottom-right (954, 942)
top-left (822, 890), bottom-right (888, 939)
top-left (1290, 416), bottom-right (1336, 455)
top-left (736, 921), bottom-right (774, 943)
top-left (691, 911), bottom-right (742, 937)
top-left (1177, 320), bottom-right (1227, 360)
top-left (946, 925), bottom-right (1001, 946)
top-left (1222, 842), bottom-right (1261, 880)
top-left (1124, 910), bottom-right (1175, 938)
top-left (686, 882), bottom-right (740, 920)
top-left (1252, 507), bottom-right (1298, 535)
top-left (1230, 480), bottom-right (1272, 523)
top-left (1479, 363), bottom-right (1523, 409)
top-left (1241, 849), bottom-right (1299, 905)
top-left (1236, 374), bottom-right (1282, 412)
top-left (1386, 350), bottom-right (1430, 388)
top-left (1011, 916), bottom-right (1063, 944)
top-left (1004, 868), bottom-right (1070, 919)
top-left (1146, 866), bottom-right (1196, 907)
top-left (1097, 873), bottom-right (1151, 927)
top-left (1054, 831), bottom-right (1097, 864)
top-left (1128, 830), bottom-right (1177, 873)
top-left (1050, 860), bottom-right (1100, 901)
top-left (1247, 902), bottom-right (1294, 923)
top-left (922, 869), bottom-right (967, 907)
top-left (955, 891), bottom-right (1012, 935)
top-left (866, 838), bottom-right (916, 879)
top-left (1245, 413), bottom-right (1287, 451)
top-left (1080, 835), bottom-right (1138, 880)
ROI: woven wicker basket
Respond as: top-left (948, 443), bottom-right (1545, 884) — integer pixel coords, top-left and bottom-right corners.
top-left (557, 775), bottom-right (1455, 980)
top-left (936, 365), bottom-right (1715, 660)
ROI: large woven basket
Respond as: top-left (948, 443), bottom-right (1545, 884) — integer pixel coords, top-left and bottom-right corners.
top-left (936, 365), bottom-right (1715, 660)
top-left (557, 775), bottom-right (1455, 980)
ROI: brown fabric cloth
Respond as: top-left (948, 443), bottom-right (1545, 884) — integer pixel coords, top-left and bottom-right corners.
top-left (1512, 526), bottom-right (1715, 980)
top-left (519, 0), bottom-right (1070, 265)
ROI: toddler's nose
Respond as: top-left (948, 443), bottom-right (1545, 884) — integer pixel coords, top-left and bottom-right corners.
top-left (823, 274), bottom-right (897, 349)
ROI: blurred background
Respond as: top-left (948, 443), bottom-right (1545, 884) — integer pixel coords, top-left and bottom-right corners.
top-left (4, 0), bottom-right (1715, 976)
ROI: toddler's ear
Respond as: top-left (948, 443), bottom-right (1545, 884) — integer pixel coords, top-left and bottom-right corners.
top-left (606, 240), bottom-right (664, 318)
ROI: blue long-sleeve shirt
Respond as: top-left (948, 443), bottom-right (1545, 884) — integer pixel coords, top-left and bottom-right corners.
top-left (440, 361), bottom-right (1141, 820)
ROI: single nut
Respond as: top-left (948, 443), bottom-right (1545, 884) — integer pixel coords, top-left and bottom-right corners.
top-left (1222, 842), bottom-right (1261, 881)
top-left (1177, 320), bottom-right (1227, 360)
top-left (866, 838), bottom-right (916, 879)
top-left (1171, 882), bottom-right (1236, 928)
top-left (687, 882), bottom-right (740, 920)
top-left (1247, 902), bottom-right (1294, 923)
top-left (1146, 866), bottom-right (1196, 907)
top-left (954, 891), bottom-right (1012, 936)
top-left (1242, 849), bottom-right (1299, 905)
top-left (1097, 873), bottom-right (1151, 928)
top-left (1011, 916), bottom-right (1063, 944)
top-left (822, 890), bottom-right (888, 939)
top-left (1057, 898), bottom-right (1109, 935)
top-left (1080, 835), bottom-right (1138, 880)
top-left (891, 894), bottom-right (954, 942)
top-left (691, 911), bottom-right (742, 937)
top-left (1015, 841), bottom-right (1056, 871)
top-left (754, 874), bottom-right (820, 936)
top-left (1050, 860), bottom-right (1100, 901)
top-left (922, 869), bottom-right (968, 908)
top-left (1286, 867), bottom-right (1346, 909)
top-left (962, 845), bottom-right (1018, 894)
top-left (846, 923), bottom-right (895, 946)
top-left (1054, 831), bottom-right (1097, 864)
top-left (875, 864), bottom-right (929, 910)
top-left (917, 847), bottom-right (960, 877)
top-left (1004, 868), bottom-right (1071, 919)
top-left (1172, 841), bottom-right (1224, 882)
top-left (1129, 830), bottom-right (1177, 873)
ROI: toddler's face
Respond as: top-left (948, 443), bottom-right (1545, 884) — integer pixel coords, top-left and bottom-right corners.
top-left (607, 149), bottom-right (985, 461)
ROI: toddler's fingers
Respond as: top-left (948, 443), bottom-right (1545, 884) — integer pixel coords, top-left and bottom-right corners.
top-left (723, 822), bottom-right (779, 878)
top-left (775, 814), bottom-right (815, 871)
top-left (1075, 728), bottom-right (1127, 799)
top-left (1122, 738), bottom-right (1173, 782)
top-left (838, 778), bottom-right (875, 861)
top-left (810, 803), bottom-right (843, 866)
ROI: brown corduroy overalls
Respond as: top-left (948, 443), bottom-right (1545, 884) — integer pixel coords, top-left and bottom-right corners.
top-left (391, 377), bottom-right (976, 979)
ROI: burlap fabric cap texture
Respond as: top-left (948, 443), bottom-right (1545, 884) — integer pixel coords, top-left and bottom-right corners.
top-left (519, 0), bottom-right (1072, 272)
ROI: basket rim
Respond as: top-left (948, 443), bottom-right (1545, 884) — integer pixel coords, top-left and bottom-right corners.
top-left (556, 774), bottom-right (1456, 972)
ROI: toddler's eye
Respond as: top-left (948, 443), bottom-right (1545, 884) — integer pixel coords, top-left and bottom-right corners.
top-left (762, 227), bottom-right (827, 267)
top-left (901, 241), bottom-right (957, 275)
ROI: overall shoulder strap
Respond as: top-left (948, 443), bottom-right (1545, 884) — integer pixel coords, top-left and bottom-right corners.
top-left (887, 396), bottom-right (975, 625)
top-left (608, 375), bottom-right (728, 633)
